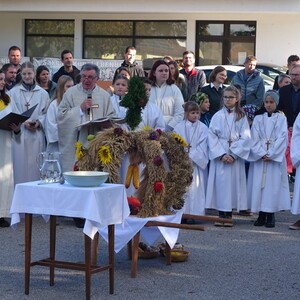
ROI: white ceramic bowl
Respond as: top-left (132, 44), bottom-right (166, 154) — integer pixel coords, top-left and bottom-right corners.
top-left (63, 171), bottom-right (109, 187)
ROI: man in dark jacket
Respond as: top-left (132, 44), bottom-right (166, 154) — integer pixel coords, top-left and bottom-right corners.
top-left (278, 64), bottom-right (300, 230)
top-left (179, 50), bottom-right (206, 101)
top-left (115, 46), bottom-right (145, 78)
top-left (273, 55), bottom-right (300, 90)
top-left (278, 65), bottom-right (300, 129)
top-left (52, 50), bottom-right (80, 83)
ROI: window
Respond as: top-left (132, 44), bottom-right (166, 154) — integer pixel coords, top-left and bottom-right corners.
top-left (83, 20), bottom-right (187, 60)
top-left (25, 20), bottom-right (75, 57)
top-left (196, 21), bottom-right (256, 66)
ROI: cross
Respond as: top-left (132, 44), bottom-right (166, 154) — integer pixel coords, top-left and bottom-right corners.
top-left (88, 104), bottom-right (99, 121)
top-left (266, 139), bottom-right (271, 151)
top-left (228, 137), bottom-right (232, 147)
top-left (186, 144), bottom-right (192, 153)
top-left (25, 102), bottom-right (30, 110)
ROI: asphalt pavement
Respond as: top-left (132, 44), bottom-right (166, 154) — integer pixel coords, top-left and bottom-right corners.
top-left (1, 207), bottom-right (300, 300)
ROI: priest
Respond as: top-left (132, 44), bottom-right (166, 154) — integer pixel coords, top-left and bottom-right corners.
top-left (57, 63), bottom-right (115, 173)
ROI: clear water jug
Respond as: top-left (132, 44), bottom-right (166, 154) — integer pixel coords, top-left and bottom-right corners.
top-left (37, 152), bottom-right (62, 183)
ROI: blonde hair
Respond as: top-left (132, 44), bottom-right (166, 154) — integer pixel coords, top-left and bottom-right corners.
top-left (55, 75), bottom-right (73, 105)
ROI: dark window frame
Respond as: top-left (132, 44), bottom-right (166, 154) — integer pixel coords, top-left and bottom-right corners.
top-left (24, 19), bottom-right (75, 57)
top-left (82, 20), bottom-right (187, 59)
top-left (195, 20), bottom-right (257, 65)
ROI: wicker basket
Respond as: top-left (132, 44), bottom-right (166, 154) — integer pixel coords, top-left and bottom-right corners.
top-left (170, 249), bottom-right (189, 262)
top-left (138, 247), bottom-right (159, 259)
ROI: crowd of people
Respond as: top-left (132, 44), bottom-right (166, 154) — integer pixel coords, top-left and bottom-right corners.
top-left (0, 45), bottom-right (300, 231)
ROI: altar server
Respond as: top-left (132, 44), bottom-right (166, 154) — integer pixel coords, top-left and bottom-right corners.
top-left (206, 86), bottom-right (251, 226)
top-left (9, 62), bottom-right (50, 184)
top-left (247, 90), bottom-right (290, 227)
top-left (289, 110), bottom-right (300, 230)
top-left (0, 70), bottom-right (21, 227)
top-left (174, 101), bottom-right (208, 215)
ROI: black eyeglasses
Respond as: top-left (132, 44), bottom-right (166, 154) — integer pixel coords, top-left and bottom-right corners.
top-left (223, 96), bottom-right (236, 99)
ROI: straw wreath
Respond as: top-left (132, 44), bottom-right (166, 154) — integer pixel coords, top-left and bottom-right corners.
top-left (76, 128), bottom-right (193, 217)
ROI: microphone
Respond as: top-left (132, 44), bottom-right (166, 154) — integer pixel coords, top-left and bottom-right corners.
top-left (87, 92), bottom-right (92, 115)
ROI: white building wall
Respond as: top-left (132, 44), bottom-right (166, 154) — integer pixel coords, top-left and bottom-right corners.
top-left (0, 11), bottom-right (299, 66)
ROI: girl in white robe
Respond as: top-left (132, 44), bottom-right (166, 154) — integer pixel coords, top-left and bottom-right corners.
top-left (9, 62), bottom-right (50, 184)
top-left (149, 60), bottom-right (184, 131)
top-left (206, 86), bottom-right (251, 226)
top-left (0, 71), bottom-right (21, 227)
top-left (174, 101), bottom-right (208, 215)
top-left (247, 90), bottom-right (290, 228)
top-left (45, 75), bottom-right (74, 152)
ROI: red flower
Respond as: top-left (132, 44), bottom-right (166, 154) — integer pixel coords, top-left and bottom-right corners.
top-left (154, 181), bottom-right (164, 192)
top-left (127, 196), bottom-right (142, 215)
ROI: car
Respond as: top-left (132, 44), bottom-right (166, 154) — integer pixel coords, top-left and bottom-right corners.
top-left (196, 65), bottom-right (274, 91)
top-left (255, 63), bottom-right (288, 80)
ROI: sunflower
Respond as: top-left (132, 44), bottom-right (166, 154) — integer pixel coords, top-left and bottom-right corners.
top-left (142, 125), bottom-right (152, 131)
top-left (98, 145), bottom-right (112, 165)
top-left (75, 141), bottom-right (84, 160)
top-left (171, 132), bottom-right (188, 148)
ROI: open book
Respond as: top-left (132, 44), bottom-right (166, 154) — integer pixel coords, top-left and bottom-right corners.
top-left (75, 116), bottom-right (125, 128)
top-left (0, 104), bottom-right (38, 131)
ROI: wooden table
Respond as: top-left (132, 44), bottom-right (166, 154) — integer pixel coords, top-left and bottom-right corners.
top-left (10, 181), bottom-right (130, 300)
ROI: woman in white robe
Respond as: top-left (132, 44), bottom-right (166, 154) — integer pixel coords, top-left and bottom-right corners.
top-left (174, 101), bottom-right (208, 215)
top-left (149, 60), bottom-right (184, 131)
top-left (0, 71), bottom-right (21, 227)
top-left (45, 75), bottom-right (74, 152)
top-left (206, 86), bottom-right (251, 226)
top-left (247, 90), bottom-right (290, 227)
top-left (9, 62), bottom-right (50, 184)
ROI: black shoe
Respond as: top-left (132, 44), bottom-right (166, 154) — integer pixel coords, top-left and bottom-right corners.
top-left (0, 218), bottom-right (10, 228)
top-left (254, 211), bottom-right (266, 226)
top-left (219, 211), bottom-right (226, 218)
top-left (265, 213), bottom-right (275, 228)
top-left (73, 217), bottom-right (85, 228)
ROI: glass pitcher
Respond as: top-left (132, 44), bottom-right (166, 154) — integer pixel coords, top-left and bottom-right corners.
top-left (37, 152), bottom-right (62, 183)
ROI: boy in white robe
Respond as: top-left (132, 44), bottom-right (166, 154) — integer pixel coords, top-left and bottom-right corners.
top-left (206, 86), bottom-right (251, 226)
top-left (174, 101), bottom-right (208, 216)
top-left (247, 90), bottom-right (290, 228)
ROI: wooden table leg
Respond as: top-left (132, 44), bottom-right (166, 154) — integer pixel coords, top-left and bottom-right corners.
top-left (49, 216), bottom-right (56, 286)
top-left (130, 231), bottom-right (140, 278)
top-left (165, 243), bottom-right (171, 265)
top-left (127, 240), bottom-right (132, 260)
top-left (108, 224), bottom-right (114, 294)
top-left (25, 213), bottom-right (32, 295)
top-left (91, 232), bottom-right (99, 266)
top-left (84, 234), bottom-right (91, 300)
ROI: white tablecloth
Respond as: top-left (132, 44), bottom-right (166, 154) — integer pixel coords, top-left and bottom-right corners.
top-left (99, 209), bottom-right (183, 253)
top-left (10, 181), bottom-right (130, 239)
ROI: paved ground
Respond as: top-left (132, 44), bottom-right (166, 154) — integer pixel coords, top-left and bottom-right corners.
top-left (1, 207), bottom-right (300, 300)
